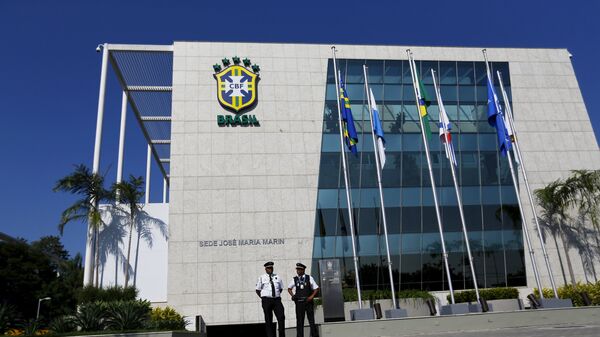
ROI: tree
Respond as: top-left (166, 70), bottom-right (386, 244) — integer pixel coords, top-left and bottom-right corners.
top-left (535, 179), bottom-right (577, 286)
top-left (53, 164), bottom-right (111, 287)
top-left (111, 175), bottom-right (145, 288)
top-left (0, 236), bottom-right (82, 327)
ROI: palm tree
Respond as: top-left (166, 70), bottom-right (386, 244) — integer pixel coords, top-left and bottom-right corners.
top-left (534, 179), bottom-right (577, 286)
top-left (53, 164), bottom-right (111, 287)
top-left (111, 175), bottom-right (145, 288)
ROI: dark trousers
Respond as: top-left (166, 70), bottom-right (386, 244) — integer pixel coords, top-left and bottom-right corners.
top-left (295, 300), bottom-right (318, 337)
top-left (261, 297), bottom-right (285, 337)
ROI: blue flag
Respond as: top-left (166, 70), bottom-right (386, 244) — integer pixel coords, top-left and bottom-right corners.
top-left (487, 76), bottom-right (512, 156)
top-left (340, 79), bottom-right (359, 155)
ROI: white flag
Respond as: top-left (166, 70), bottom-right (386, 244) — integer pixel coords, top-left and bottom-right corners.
top-left (369, 89), bottom-right (386, 168)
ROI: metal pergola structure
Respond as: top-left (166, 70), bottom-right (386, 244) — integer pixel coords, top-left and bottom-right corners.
top-left (86, 43), bottom-right (173, 285)
top-left (93, 43), bottom-right (173, 200)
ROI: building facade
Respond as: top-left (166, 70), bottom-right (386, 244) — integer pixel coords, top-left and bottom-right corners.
top-left (90, 42), bottom-right (600, 329)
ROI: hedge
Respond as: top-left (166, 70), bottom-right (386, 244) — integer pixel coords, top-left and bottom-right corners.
top-left (535, 281), bottom-right (600, 307)
top-left (314, 288), bottom-right (433, 306)
top-left (76, 286), bottom-right (138, 304)
top-left (449, 287), bottom-right (520, 304)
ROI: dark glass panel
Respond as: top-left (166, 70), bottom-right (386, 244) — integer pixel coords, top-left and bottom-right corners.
top-left (457, 62), bottom-right (475, 85)
top-left (421, 61), bottom-right (437, 84)
top-left (474, 62), bottom-right (487, 86)
top-left (384, 84), bottom-right (402, 101)
top-left (401, 61), bottom-right (413, 83)
top-left (505, 250), bottom-right (526, 286)
top-left (326, 59), bottom-right (335, 84)
top-left (458, 86), bottom-right (476, 103)
top-left (323, 102), bottom-right (340, 133)
top-left (482, 205), bottom-right (503, 230)
top-left (402, 152), bottom-right (421, 186)
top-left (421, 252), bottom-right (444, 290)
top-left (492, 62), bottom-right (511, 87)
top-left (441, 206), bottom-right (462, 232)
top-left (400, 254), bottom-right (422, 290)
top-left (384, 60), bottom-right (402, 84)
top-left (345, 59), bottom-right (365, 83)
top-left (480, 152), bottom-right (499, 185)
top-left (460, 151), bottom-right (480, 186)
top-left (366, 60), bottom-right (384, 84)
top-left (422, 206), bottom-right (438, 233)
top-left (439, 61), bottom-right (457, 85)
top-left (440, 85), bottom-right (458, 102)
top-left (484, 248), bottom-right (506, 287)
top-left (381, 153), bottom-right (401, 187)
top-left (401, 207), bottom-right (421, 234)
top-left (463, 205), bottom-right (483, 232)
top-left (448, 252), bottom-right (466, 290)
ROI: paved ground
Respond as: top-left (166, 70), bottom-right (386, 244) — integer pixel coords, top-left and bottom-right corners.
top-left (394, 324), bottom-right (600, 337)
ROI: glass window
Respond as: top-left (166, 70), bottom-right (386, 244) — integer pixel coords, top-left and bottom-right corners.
top-left (440, 85), bottom-right (457, 102)
top-left (439, 61), bottom-right (457, 85)
top-left (384, 60), bottom-right (402, 84)
top-left (402, 152), bottom-right (421, 186)
top-left (318, 153), bottom-right (340, 188)
top-left (474, 62), bottom-right (487, 86)
top-left (457, 62), bottom-right (475, 85)
top-left (492, 62), bottom-right (510, 87)
top-left (421, 61), bottom-right (437, 84)
top-left (326, 59), bottom-right (335, 84)
top-left (458, 86), bottom-right (475, 102)
top-left (345, 59), bottom-right (365, 83)
top-left (366, 60), bottom-right (384, 84)
top-left (384, 84), bottom-right (402, 101)
top-left (402, 61), bottom-right (413, 84)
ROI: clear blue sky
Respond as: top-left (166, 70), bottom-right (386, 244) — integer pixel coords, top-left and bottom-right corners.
top-left (0, 0), bottom-right (598, 257)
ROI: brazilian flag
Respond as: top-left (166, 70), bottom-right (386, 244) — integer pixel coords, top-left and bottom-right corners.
top-left (417, 74), bottom-right (432, 140)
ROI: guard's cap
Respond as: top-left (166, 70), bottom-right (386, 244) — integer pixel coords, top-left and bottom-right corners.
top-left (264, 261), bottom-right (274, 267)
top-left (296, 263), bottom-right (307, 269)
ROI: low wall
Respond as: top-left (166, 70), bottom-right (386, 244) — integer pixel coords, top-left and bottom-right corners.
top-left (319, 306), bottom-right (600, 337)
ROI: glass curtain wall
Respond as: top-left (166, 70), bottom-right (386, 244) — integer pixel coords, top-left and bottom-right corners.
top-left (312, 59), bottom-right (526, 292)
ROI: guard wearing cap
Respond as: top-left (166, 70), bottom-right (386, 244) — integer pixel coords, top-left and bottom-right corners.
top-left (256, 261), bottom-right (285, 337)
top-left (288, 263), bottom-right (319, 337)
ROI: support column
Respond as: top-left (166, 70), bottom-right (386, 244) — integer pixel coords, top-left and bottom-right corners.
top-left (145, 144), bottom-right (151, 204)
top-left (85, 43), bottom-right (109, 286)
top-left (162, 177), bottom-right (167, 203)
top-left (116, 91), bottom-right (128, 185)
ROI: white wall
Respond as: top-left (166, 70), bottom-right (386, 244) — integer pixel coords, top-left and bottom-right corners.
top-left (98, 203), bottom-right (169, 303)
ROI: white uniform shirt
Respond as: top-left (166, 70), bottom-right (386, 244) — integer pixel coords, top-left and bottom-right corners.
top-left (288, 274), bottom-right (319, 291)
top-left (256, 273), bottom-right (285, 298)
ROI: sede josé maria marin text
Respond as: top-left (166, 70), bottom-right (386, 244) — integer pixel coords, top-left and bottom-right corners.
top-left (199, 238), bottom-right (285, 247)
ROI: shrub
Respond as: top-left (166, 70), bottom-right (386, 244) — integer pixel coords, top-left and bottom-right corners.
top-left (0, 302), bottom-right (16, 334)
top-left (315, 289), bottom-right (433, 306)
top-left (48, 316), bottom-right (77, 334)
top-left (450, 287), bottom-right (520, 304)
top-left (73, 302), bottom-right (106, 332)
top-left (535, 281), bottom-right (600, 307)
top-left (148, 307), bottom-right (188, 331)
top-left (104, 300), bottom-right (151, 331)
top-left (77, 286), bottom-right (138, 304)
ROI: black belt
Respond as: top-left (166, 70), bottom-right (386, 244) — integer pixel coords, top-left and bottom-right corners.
top-left (262, 296), bottom-right (281, 299)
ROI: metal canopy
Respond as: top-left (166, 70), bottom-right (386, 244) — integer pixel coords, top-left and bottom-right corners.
top-left (107, 44), bottom-right (173, 181)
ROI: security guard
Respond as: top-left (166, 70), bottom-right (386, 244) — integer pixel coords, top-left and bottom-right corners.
top-left (288, 263), bottom-right (319, 337)
top-left (256, 261), bottom-right (285, 337)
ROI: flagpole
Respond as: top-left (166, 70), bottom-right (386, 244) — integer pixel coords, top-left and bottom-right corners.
top-left (431, 69), bottom-right (482, 304)
top-left (331, 46), bottom-right (363, 307)
top-left (407, 50), bottom-right (455, 303)
top-left (482, 49), bottom-right (544, 298)
top-left (497, 71), bottom-right (559, 299)
top-left (363, 65), bottom-right (397, 309)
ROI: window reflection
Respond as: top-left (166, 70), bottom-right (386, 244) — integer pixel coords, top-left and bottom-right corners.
top-left (315, 59), bottom-right (523, 291)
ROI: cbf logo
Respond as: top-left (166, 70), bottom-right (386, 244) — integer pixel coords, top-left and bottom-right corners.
top-left (213, 57), bottom-right (260, 126)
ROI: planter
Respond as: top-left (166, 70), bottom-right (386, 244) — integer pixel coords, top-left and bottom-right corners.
top-left (487, 299), bottom-right (523, 312)
top-left (315, 298), bottom-right (431, 322)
